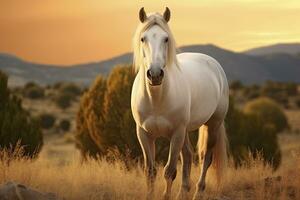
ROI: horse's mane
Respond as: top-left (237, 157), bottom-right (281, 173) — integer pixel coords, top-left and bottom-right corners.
top-left (133, 13), bottom-right (179, 72)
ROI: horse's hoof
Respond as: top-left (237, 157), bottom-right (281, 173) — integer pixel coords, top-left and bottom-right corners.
top-left (163, 192), bottom-right (171, 200)
top-left (176, 190), bottom-right (189, 200)
top-left (146, 192), bottom-right (154, 200)
top-left (164, 164), bottom-right (177, 181)
top-left (192, 191), bottom-right (203, 200)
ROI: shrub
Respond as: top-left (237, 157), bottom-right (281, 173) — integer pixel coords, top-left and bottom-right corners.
top-left (75, 65), bottom-right (143, 163)
top-left (230, 80), bottom-right (243, 90)
top-left (260, 81), bottom-right (297, 106)
top-left (242, 86), bottom-right (260, 100)
top-left (226, 96), bottom-right (282, 169)
top-left (75, 76), bottom-right (106, 159)
top-left (59, 119), bottom-right (71, 132)
top-left (0, 71), bottom-right (9, 107)
top-left (54, 93), bottom-right (73, 109)
top-left (295, 97), bottom-right (300, 108)
top-left (261, 81), bottom-right (278, 97)
top-left (0, 70), bottom-right (43, 159)
top-left (59, 83), bottom-right (82, 96)
top-left (244, 97), bottom-right (289, 133)
top-left (52, 83), bottom-right (81, 109)
top-left (53, 82), bottom-right (64, 90)
top-left (285, 82), bottom-right (298, 96)
top-left (39, 113), bottom-right (56, 129)
top-left (24, 81), bottom-right (38, 89)
top-left (272, 93), bottom-right (289, 108)
top-left (23, 86), bottom-right (44, 99)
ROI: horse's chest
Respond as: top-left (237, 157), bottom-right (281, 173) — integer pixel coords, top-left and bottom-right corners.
top-left (142, 115), bottom-right (173, 136)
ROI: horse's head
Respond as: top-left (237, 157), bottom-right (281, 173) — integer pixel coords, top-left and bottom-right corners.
top-left (134, 7), bottom-right (175, 86)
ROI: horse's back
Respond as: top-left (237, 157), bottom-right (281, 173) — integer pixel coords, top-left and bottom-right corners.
top-left (177, 52), bottom-right (228, 93)
top-left (177, 52), bottom-right (226, 77)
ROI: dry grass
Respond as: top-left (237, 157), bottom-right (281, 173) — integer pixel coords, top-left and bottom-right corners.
top-left (285, 109), bottom-right (300, 132)
top-left (0, 143), bottom-right (299, 200)
top-left (1, 105), bottom-right (299, 200)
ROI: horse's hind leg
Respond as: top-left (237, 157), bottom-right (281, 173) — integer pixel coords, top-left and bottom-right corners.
top-left (193, 119), bottom-right (224, 200)
top-left (198, 125), bottom-right (216, 190)
top-left (177, 133), bottom-right (193, 199)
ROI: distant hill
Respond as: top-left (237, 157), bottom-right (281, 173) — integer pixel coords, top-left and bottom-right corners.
top-left (0, 53), bottom-right (132, 86)
top-left (1, 44), bottom-right (300, 86)
top-left (180, 44), bottom-right (300, 84)
top-left (243, 43), bottom-right (300, 56)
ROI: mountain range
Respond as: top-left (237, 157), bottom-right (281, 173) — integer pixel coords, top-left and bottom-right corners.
top-left (243, 43), bottom-right (300, 56)
top-left (1, 43), bottom-right (300, 86)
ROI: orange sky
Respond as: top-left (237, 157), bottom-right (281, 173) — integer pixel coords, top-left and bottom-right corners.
top-left (0, 0), bottom-right (300, 65)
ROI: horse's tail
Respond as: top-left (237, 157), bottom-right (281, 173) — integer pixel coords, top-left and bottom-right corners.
top-left (198, 122), bottom-right (228, 185)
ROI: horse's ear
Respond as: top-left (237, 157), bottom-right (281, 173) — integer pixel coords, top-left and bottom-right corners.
top-left (163, 7), bottom-right (171, 22)
top-left (139, 7), bottom-right (147, 23)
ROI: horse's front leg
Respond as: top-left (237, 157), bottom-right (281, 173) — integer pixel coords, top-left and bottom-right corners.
top-left (163, 125), bottom-right (186, 200)
top-left (177, 133), bottom-right (193, 200)
top-left (137, 126), bottom-right (156, 200)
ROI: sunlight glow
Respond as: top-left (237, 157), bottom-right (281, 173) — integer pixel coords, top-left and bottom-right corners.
top-left (0, 0), bottom-right (300, 64)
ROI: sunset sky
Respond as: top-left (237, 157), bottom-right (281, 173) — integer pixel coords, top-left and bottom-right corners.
top-left (1, 0), bottom-right (300, 65)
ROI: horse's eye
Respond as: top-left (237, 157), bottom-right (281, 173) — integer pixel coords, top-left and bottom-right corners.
top-left (165, 37), bottom-right (169, 43)
top-left (141, 37), bottom-right (145, 42)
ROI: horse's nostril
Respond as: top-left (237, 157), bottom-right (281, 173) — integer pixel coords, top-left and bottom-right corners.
top-left (147, 69), bottom-right (152, 79)
top-left (160, 69), bottom-right (164, 78)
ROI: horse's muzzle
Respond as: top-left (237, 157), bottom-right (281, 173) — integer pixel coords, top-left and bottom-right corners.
top-left (147, 69), bottom-right (164, 86)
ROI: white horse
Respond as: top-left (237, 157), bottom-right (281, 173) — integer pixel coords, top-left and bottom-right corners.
top-left (131, 7), bottom-right (229, 200)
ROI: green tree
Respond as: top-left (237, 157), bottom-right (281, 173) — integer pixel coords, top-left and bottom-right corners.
top-left (75, 75), bottom-right (107, 159)
top-left (75, 99), bottom-right (101, 160)
top-left (102, 66), bottom-right (140, 159)
top-left (75, 65), bottom-right (142, 163)
top-left (0, 71), bottom-right (43, 159)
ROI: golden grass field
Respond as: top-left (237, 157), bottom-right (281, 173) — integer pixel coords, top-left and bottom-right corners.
top-left (1, 95), bottom-right (299, 200)
top-left (0, 131), bottom-right (299, 200)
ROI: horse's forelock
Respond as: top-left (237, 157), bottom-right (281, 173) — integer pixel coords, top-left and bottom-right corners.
top-left (133, 14), bottom-right (178, 73)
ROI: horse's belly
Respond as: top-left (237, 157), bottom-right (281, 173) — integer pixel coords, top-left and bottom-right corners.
top-left (187, 117), bottom-right (209, 131)
top-left (142, 116), bottom-right (173, 137)
top-left (187, 101), bottom-right (218, 131)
